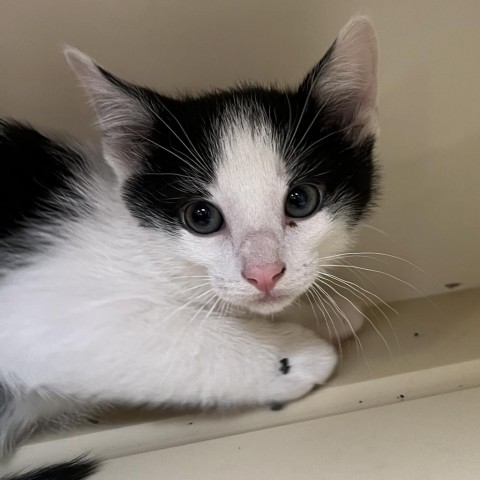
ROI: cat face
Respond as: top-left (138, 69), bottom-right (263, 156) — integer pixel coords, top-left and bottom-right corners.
top-left (172, 109), bottom-right (362, 315)
top-left (66, 17), bottom-right (378, 315)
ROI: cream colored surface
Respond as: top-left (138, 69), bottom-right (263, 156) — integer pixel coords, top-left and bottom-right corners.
top-left (1, 1), bottom-right (480, 302)
top-left (95, 387), bottom-right (480, 480)
top-left (2, 287), bottom-right (479, 477)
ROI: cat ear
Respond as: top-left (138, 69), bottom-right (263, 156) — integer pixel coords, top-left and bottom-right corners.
top-left (300, 16), bottom-right (378, 144)
top-left (64, 46), bottom-right (154, 180)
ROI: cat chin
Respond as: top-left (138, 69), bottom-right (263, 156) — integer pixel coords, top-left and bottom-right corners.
top-left (244, 295), bottom-right (295, 315)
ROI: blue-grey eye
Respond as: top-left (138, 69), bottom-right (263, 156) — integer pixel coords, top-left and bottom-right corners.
top-left (285, 184), bottom-right (322, 218)
top-left (183, 201), bottom-right (224, 234)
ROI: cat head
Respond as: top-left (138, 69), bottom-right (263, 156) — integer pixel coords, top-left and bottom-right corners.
top-left (66, 16), bottom-right (379, 315)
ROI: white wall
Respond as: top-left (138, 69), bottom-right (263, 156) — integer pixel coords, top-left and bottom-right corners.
top-left (1, 0), bottom-right (479, 302)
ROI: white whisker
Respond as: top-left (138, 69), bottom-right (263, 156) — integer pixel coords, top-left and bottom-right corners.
top-left (318, 264), bottom-right (438, 308)
top-left (313, 283), bottom-right (367, 367)
top-left (307, 289), bottom-right (343, 363)
top-left (317, 274), bottom-right (396, 355)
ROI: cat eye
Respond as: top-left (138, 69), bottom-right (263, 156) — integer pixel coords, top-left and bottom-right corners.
top-left (182, 201), bottom-right (224, 235)
top-left (285, 184), bottom-right (323, 218)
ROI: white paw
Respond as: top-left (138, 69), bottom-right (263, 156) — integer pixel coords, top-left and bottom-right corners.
top-left (262, 323), bottom-right (337, 406)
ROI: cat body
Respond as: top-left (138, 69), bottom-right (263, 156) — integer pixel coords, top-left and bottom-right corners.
top-left (0, 16), bottom-right (378, 461)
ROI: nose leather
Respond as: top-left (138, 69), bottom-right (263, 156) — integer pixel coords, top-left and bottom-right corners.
top-left (242, 262), bottom-right (285, 293)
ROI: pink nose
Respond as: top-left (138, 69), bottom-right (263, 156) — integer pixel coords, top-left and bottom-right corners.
top-left (243, 262), bottom-right (286, 293)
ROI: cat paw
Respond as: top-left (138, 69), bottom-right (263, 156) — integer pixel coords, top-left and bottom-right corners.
top-left (262, 324), bottom-right (337, 406)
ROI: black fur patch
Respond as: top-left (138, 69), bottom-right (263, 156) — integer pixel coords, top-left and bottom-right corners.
top-left (0, 121), bottom-right (92, 264)
top-left (1, 457), bottom-right (99, 480)
top-left (122, 94), bottom-right (218, 232)
top-left (121, 85), bottom-right (377, 232)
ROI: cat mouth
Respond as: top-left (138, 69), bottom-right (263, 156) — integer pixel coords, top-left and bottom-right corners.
top-left (248, 292), bottom-right (293, 312)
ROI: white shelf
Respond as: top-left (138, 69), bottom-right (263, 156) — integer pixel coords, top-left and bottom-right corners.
top-left (95, 386), bottom-right (480, 480)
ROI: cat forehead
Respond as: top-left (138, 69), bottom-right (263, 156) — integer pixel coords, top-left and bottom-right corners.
top-left (210, 110), bottom-right (289, 229)
top-left (214, 110), bottom-right (289, 192)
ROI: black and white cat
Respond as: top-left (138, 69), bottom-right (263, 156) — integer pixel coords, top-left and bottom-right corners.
top-left (0, 15), bottom-right (378, 465)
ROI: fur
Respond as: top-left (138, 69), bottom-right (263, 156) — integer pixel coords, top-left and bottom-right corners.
top-left (1, 457), bottom-right (98, 480)
top-left (0, 16), bottom-right (379, 462)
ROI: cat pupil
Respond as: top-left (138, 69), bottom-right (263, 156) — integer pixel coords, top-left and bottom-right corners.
top-left (193, 206), bottom-right (211, 226)
top-left (289, 190), bottom-right (307, 208)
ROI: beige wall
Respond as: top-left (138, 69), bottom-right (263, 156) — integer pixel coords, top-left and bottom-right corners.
top-left (1, 0), bottom-right (479, 302)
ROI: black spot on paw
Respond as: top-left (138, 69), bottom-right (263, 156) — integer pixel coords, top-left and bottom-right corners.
top-left (279, 358), bottom-right (291, 374)
top-left (270, 402), bottom-right (284, 411)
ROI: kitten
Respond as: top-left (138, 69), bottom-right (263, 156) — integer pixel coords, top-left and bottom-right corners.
top-left (0, 15), bottom-right (378, 468)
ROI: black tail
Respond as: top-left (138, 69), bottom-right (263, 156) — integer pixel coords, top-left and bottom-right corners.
top-left (1, 457), bottom-right (99, 480)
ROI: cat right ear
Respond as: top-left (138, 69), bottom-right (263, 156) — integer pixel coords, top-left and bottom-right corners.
top-left (64, 46), bottom-right (154, 181)
top-left (300, 16), bottom-right (379, 145)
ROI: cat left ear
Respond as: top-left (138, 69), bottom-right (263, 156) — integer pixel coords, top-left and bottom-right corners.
top-left (300, 16), bottom-right (378, 144)
top-left (65, 46), bottom-right (154, 181)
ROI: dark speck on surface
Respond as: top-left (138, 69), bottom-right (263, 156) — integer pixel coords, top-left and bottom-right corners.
top-left (414, 332), bottom-right (419, 337)
top-left (358, 400), bottom-right (363, 404)
top-left (397, 394), bottom-right (405, 400)
top-left (188, 422), bottom-right (193, 425)
top-left (270, 402), bottom-right (284, 411)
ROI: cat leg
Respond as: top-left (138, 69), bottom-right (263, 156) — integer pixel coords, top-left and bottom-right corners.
top-left (2, 314), bottom-right (336, 453)
top-left (21, 315), bottom-right (337, 414)
top-left (0, 390), bottom-right (100, 458)
top-left (196, 318), bottom-right (337, 407)
top-left (0, 384), bottom-right (78, 458)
